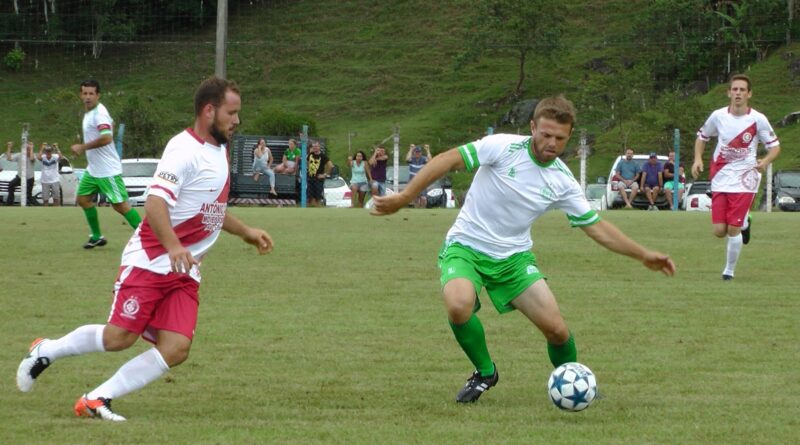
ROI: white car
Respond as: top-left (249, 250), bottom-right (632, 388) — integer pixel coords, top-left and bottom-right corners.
top-left (121, 158), bottom-right (160, 206)
top-left (324, 175), bottom-right (352, 208)
top-left (683, 180), bottom-right (712, 212)
top-left (605, 153), bottom-right (670, 209)
top-left (585, 183), bottom-right (607, 211)
top-left (0, 157), bottom-right (79, 205)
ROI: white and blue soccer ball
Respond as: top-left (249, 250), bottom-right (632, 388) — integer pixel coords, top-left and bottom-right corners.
top-left (547, 362), bottom-right (597, 412)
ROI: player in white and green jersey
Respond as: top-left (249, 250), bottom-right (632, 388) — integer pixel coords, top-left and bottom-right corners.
top-left (71, 79), bottom-right (142, 249)
top-left (372, 95), bottom-right (676, 403)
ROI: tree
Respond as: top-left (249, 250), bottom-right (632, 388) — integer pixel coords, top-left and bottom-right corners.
top-left (455, 0), bottom-right (565, 100)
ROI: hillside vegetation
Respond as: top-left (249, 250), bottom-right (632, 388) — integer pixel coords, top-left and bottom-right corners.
top-left (1, 0), bottom-right (797, 189)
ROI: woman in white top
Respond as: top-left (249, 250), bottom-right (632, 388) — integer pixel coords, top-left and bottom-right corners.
top-left (252, 139), bottom-right (277, 196)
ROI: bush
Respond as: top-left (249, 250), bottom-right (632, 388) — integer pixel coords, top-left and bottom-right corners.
top-left (4, 47), bottom-right (25, 71)
top-left (248, 106), bottom-right (317, 137)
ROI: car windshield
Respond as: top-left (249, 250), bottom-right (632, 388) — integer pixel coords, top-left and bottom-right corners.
top-left (689, 182), bottom-right (710, 194)
top-left (776, 173), bottom-right (800, 188)
top-left (0, 158), bottom-right (42, 171)
top-left (585, 185), bottom-right (605, 199)
top-left (386, 165), bottom-right (446, 187)
top-left (325, 176), bottom-right (346, 188)
top-left (122, 162), bottom-right (158, 177)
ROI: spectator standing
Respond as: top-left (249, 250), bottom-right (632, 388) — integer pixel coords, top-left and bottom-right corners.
top-left (613, 149), bottom-right (640, 209)
top-left (692, 73), bottom-right (781, 281)
top-left (252, 138), bottom-right (277, 196)
top-left (275, 138), bottom-right (301, 175)
top-left (15, 76), bottom-right (273, 422)
top-left (38, 143), bottom-right (62, 206)
top-left (407, 144), bottom-right (432, 208)
top-left (640, 153), bottom-right (663, 211)
top-left (71, 79), bottom-right (142, 249)
top-left (663, 151), bottom-right (685, 210)
top-left (4, 141), bottom-right (36, 206)
top-left (369, 145), bottom-right (389, 197)
top-left (307, 141), bottom-right (332, 207)
top-left (347, 150), bottom-right (371, 208)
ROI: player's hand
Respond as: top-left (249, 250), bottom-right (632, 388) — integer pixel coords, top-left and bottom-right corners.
top-left (691, 160), bottom-right (703, 179)
top-left (755, 159), bottom-right (768, 172)
top-left (168, 246), bottom-right (199, 274)
top-left (243, 227), bottom-right (273, 254)
top-left (70, 144), bottom-right (84, 156)
top-left (642, 251), bottom-right (676, 277)
top-left (370, 193), bottom-right (410, 216)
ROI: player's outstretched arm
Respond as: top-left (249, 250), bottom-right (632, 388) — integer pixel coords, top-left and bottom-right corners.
top-left (222, 212), bottom-right (273, 255)
top-left (581, 219), bottom-right (676, 276)
top-left (371, 148), bottom-right (465, 216)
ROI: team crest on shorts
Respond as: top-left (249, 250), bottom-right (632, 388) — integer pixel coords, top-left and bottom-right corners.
top-left (121, 296), bottom-right (140, 320)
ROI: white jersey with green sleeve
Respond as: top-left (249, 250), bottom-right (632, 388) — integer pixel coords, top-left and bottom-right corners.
top-left (447, 134), bottom-right (600, 259)
top-left (82, 103), bottom-right (122, 178)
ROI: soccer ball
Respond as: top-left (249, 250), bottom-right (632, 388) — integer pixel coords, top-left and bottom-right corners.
top-left (547, 362), bottom-right (597, 412)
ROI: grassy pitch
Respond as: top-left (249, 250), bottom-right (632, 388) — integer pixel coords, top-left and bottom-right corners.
top-left (1, 207), bottom-right (797, 444)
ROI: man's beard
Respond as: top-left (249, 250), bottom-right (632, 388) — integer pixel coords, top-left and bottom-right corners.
top-left (210, 120), bottom-right (230, 145)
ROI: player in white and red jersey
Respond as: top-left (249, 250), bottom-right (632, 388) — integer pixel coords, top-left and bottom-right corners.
top-left (16, 77), bottom-right (273, 421)
top-left (372, 96), bottom-right (675, 404)
top-left (692, 74), bottom-right (781, 281)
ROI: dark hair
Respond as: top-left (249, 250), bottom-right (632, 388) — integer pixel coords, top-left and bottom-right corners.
top-left (194, 76), bottom-right (241, 117)
top-left (356, 150), bottom-right (367, 160)
top-left (80, 79), bottom-right (101, 93)
top-left (533, 95), bottom-right (576, 130)
top-left (729, 73), bottom-right (751, 91)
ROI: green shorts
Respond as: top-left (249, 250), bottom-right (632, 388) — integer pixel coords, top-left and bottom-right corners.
top-left (438, 241), bottom-right (545, 314)
top-left (77, 172), bottom-right (129, 204)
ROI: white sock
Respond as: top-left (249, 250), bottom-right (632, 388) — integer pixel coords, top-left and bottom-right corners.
top-left (723, 234), bottom-right (743, 276)
top-left (87, 348), bottom-right (169, 400)
top-left (38, 324), bottom-right (105, 362)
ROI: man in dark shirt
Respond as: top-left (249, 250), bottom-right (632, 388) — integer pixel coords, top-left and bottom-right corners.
top-left (307, 141), bottom-right (332, 207)
top-left (640, 152), bottom-right (663, 210)
top-left (369, 145), bottom-right (389, 197)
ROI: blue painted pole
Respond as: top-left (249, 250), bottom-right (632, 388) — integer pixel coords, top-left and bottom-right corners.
top-left (115, 123), bottom-right (125, 158)
top-left (487, 126), bottom-right (494, 135)
top-left (673, 128), bottom-right (680, 211)
top-left (300, 125), bottom-right (308, 208)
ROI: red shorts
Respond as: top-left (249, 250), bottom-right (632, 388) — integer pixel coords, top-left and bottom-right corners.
top-left (108, 266), bottom-right (200, 344)
top-left (711, 192), bottom-right (754, 227)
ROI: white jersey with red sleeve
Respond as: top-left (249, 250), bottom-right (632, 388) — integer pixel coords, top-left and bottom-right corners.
top-left (120, 128), bottom-right (230, 282)
top-left (696, 106), bottom-right (779, 193)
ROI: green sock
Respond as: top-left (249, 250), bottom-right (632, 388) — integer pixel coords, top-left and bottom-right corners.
top-left (83, 206), bottom-right (102, 240)
top-left (547, 333), bottom-right (577, 367)
top-left (124, 208), bottom-right (142, 229)
top-left (449, 314), bottom-right (495, 377)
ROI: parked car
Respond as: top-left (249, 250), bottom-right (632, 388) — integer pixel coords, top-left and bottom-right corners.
top-left (585, 183), bottom-right (607, 211)
top-left (388, 165), bottom-right (456, 208)
top-left (605, 153), bottom-right (670, 209)
top-left (0, 157), bottom-right (79, 205)
top-left (760, 170), bottom-right (800, 211)
top-left (324, 175), bottom-right (351, 208)
top-left (683, 180), bottom-right (712, 212)
top-left (121, 158), bottom-right (160, 206)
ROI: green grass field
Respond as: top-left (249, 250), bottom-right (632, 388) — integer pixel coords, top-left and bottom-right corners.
top-left (1, 207), bottom-right (798, 444)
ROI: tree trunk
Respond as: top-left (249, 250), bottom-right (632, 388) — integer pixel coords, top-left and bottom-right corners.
top-left (514, 49), bottom-right (527, 99)
top-left (789, 0), bottom-right (795, 45)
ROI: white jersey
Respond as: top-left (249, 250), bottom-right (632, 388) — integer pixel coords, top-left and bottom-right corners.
top-left (121, 128), bottom-right (230, 282)
top-left (448, 134), bottom-right (599, 259)
top-left (40, 154), bottom-right (60, 184)
top-left (697, 106), bottom-right (779, 193)
top-left (82, 103), bottom-right (122, 178)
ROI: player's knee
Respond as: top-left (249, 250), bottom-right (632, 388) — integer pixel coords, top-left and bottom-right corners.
top-left (158, 343), bottom-right (191, 367)
top-left (712, 227), bottom-right (727, 238)
top-left (542, 324), bottom-right (570, 345)
top-left (102, 329), bottom-right (138, 352)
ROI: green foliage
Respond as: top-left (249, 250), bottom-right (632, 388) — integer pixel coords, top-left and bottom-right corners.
top-left (3, 47), bottom-right (25, 71)
top-left (455, 0), bottom-right (565, 97)
top-left (116, 95), bottom-right (164, 158)
top-left (246, 106), bottom-right (318, 138)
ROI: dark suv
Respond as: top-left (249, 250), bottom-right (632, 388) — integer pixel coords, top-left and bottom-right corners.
top-left (760, 170), bottom-right (800, 211)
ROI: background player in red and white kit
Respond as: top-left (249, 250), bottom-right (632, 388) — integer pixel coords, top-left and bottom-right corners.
top-left (16, 77), bottom-right (273, 421)
top-left (692, 74), bottom-right (781, 281)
